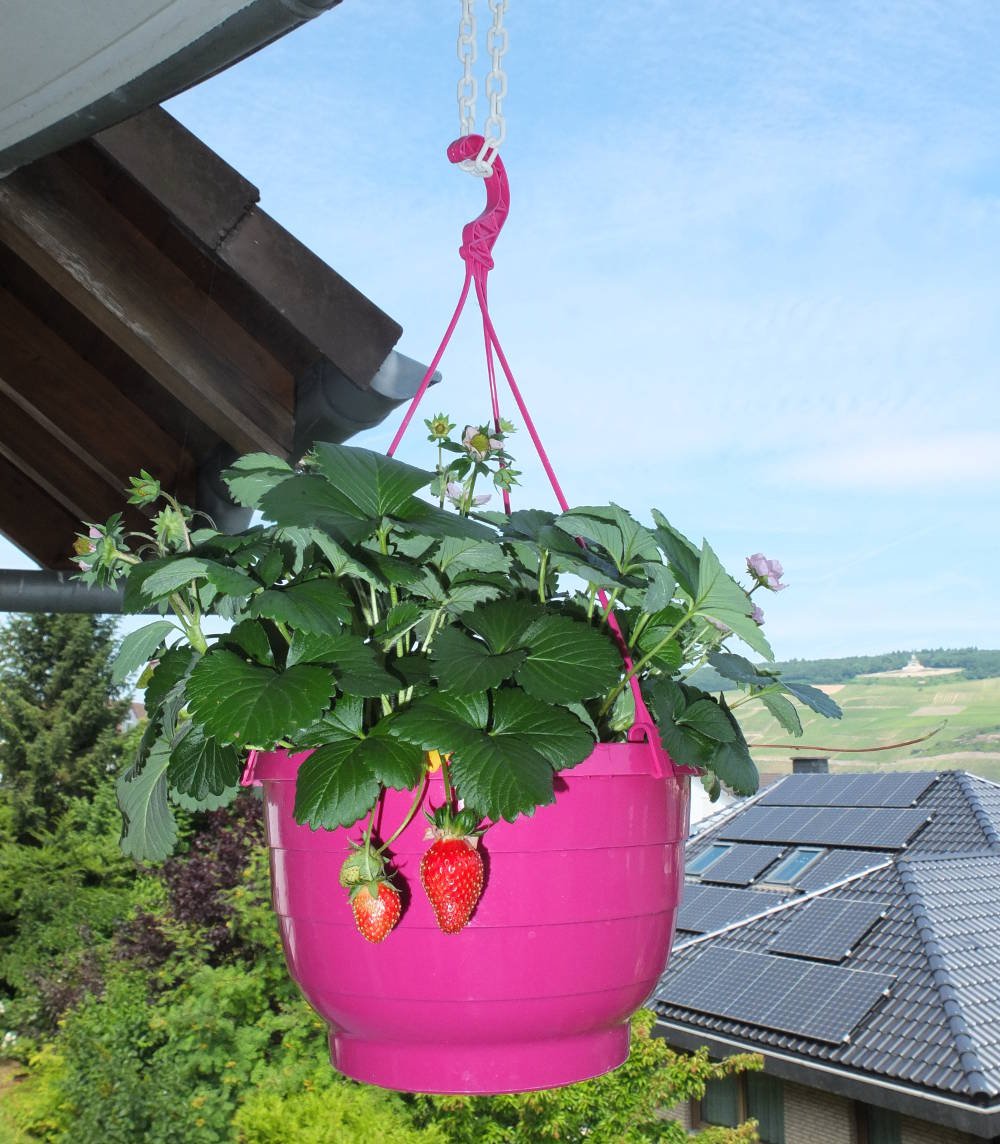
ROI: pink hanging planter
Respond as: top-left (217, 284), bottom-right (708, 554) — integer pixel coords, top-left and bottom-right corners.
top-left (245, 740), bottom-right (690, 1094)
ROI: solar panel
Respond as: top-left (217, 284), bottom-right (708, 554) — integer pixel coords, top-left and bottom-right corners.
top-left (760, 772), bottom-right (937, 808)
top-left (677, 884), bottom-right (782, 934)
top-left (768, 898), bottom-right (887, 962)
top-left (795, 849), bottom-right (889, 892)
top-left (698, 844), bottom-right (786, 886)
top-left (719, 806), bottom-right (929, 849)
top-left (656, 946), bottom-right (893, 1042)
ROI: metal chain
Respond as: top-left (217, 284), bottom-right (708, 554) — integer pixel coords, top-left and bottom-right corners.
top-left (456, 0), bottom-right (508, 176)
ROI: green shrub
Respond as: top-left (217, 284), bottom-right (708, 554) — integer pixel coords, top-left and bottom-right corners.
top-left (233, 1069), bottom-right (450, 1144)
top-left (408, 1010), bottom-right (762, 1143)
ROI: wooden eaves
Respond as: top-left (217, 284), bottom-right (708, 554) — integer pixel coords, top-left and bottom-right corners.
top-left (0, 106), bottom-right (431, 609)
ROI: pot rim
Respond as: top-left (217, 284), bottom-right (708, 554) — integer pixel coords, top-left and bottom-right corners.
top-left (243, 737), bottom-right (694, 786)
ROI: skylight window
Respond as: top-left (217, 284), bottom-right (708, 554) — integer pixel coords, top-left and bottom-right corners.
top-left (765, 846), bottom-right (824, 884)
top-left (687, 843), bottom-right (733, 875)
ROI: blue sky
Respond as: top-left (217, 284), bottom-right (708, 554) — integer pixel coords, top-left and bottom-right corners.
top-left (9, 1), bottom-right (999, 662)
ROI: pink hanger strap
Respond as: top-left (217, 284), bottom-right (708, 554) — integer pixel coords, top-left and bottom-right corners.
top-left (386, 137), bottom-right (669, 776)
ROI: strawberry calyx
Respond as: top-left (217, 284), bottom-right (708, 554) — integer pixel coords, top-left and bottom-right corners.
top-left (424, 803), bottom-right (484, 846)
top-left (339, 839), bottom-right (392, 889)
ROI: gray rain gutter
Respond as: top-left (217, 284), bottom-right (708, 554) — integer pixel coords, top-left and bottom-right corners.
top-left (0, 348), bottom-right (439, 615)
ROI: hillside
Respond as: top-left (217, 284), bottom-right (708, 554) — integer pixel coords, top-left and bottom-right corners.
top-left (737, 674), bottom-right (1000, 782)
top-left (771, 647), bottom-right (1000, 683)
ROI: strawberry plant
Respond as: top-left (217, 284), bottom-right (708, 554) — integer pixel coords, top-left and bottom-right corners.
top-left (74, 418), bottom-right (839, 877)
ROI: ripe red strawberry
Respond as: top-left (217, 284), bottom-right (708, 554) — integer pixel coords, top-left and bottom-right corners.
top-left (350, 881), bottom-right (402, 944)
top-left (420, 806), bottom-right (485, 934)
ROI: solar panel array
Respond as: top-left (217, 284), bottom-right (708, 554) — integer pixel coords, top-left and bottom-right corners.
top-left (795, 849), bottom-right (890, 892)
top-left (698, 843), bottom-right (786, 886)
top-left (656, 946), bottom-right (893, 1043)
top-left (769, 898), bottom-right (887, 962)
top-left (720, 806), bottom-right (929, 850)
top-left (678, 884), bottom-right (782, 934)
top-left (760, 772), bottom-right (937, 809)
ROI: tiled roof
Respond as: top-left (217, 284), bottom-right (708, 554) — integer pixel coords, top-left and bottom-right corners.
top-left (652, 770), bottom-right (1000, 1114)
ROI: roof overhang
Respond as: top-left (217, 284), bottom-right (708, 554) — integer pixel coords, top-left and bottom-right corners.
top-left (0, 105), bottom-right (436, 603)
top-left (0, 0), bottom-right (342, 176)
top-left (655, 1019), bottom-right (1000, 1140)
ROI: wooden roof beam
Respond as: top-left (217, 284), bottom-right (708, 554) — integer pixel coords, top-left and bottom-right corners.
top-left (93, 108), bottom-right (403, 389)
top-left (0, 153), bottom-right (295, 457)
top-left (0, 285), bottom-right (196, 503)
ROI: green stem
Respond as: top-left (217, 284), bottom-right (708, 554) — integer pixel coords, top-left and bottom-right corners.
top-left (599, 587), bottom-right (622, 623)
top-left (537, 550), bottom-right (549, 604)
top-left (598, 608), bottom-right (695, 716)
top-left (440, 755), bottom-right (454, 807)
top-left (361, 801), bottom-right (380, 880)
top-left (376, 775), bottom-right (429, 854)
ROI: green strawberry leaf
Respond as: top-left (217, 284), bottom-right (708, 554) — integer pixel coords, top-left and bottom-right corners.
top-left (387, 692), bottom-right (489, 752)
top-left (461, 599), bottom-right (543, 653)
top-left (643, 562), bottom-right (678, 612)
top-left (708, 651), bottom-right (776, 687)
top-left (310, 442), bottom-right (433, 518)
top-left (186, 651), bottom-right (332, 745)
top-left (117, 739), bottom-right (178, 861)
top-left (556, 504), bottom-right (660, 572)
top-left (170, 784), bottom-right (241, 812)
top-left (430, 627), bottom-right (526, 694)
top-left (287, 631), bottom-right (401, 697)
top-left (259, 475), bottom-right (377, 543)
top-left (112, 620), bottom-right (177, 683)
top-left (448, 738), bottom-right (556, 823)
top-left (677, 698), bottom-right (738, 743)
top-left (221, 453), bottom-right (294, 508)
top-left (168, 721), bottom-right (243, 798)
top-left (695, 542), bottom-right (773, 659)
top-left (488, 688), bottom-right (595, 771)
top-left (250, 579), bottom-right (351, 634)
top-left (432, 536), bottom-right (511, 576)
top-left (760, 691), bottom-right (804, 736)
top-left (375, 602), bottom-right (427, 648)
top-left (143, 647), bottom-right (196, 714)
top-left (781, 680), bottom-right (843, 719)
top-left (707, 696), bottom-right (760, 794)
top-left (293, 739), bottom-right (381, 830)
top-left (515, 614), bottom-right (622, 703)
top-left (219, 619), bottom-right (275, 666)
top-left (650, 510), bottom-right (701, 598)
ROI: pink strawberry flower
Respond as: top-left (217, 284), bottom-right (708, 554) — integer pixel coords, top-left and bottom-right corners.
top-left (446, 482), bottom-right (490, 508)
top-left (751, 604), bottom-right (765, 624)
top-left (747, 553), bottom-right (787, 592)
top-left (462, 425), bottom-right (502, 462)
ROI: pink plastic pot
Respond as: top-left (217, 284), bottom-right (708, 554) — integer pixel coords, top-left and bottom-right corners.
top-left (246, 740), bottom-right (690, 1094)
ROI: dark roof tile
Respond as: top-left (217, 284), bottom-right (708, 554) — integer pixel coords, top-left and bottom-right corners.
top-left (654, 770), bottom-right (1000, 1108)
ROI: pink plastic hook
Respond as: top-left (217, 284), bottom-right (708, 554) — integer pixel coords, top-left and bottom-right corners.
top-left (447, 134), bottom-right (510, 280)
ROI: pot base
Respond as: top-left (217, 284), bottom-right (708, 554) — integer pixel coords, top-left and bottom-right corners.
top-left (329, 1024), bottom-right (630, 1094)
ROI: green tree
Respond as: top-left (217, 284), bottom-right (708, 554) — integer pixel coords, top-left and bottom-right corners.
top-left (0, 614), bottom-right (129, 842)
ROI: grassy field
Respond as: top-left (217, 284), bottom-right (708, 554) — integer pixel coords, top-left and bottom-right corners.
top-left (736, 673), bottom-right (1000, 782)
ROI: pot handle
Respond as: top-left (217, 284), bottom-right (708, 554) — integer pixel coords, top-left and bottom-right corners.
top-left (241, 748), bottom-right (262, 788)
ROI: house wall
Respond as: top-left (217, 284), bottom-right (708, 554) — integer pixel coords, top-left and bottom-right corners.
top-left (667, 1076), bottom-right (984, 1144)
top-left (785, 1081), bottom-right (856, 1144)
top-left (899, 1112), bottom-right (979, 1144)
top-left (661, 1099), bottom-right (694, 1132)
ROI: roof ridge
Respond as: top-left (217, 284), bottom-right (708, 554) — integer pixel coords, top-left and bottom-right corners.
top-left (953, 772), bottom-right (1000, 849)
top-left (896, 857), bottom-right (994, 1098)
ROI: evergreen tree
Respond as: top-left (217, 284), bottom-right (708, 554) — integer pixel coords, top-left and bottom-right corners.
top-left (0, 613), bottom-right (129, 843)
